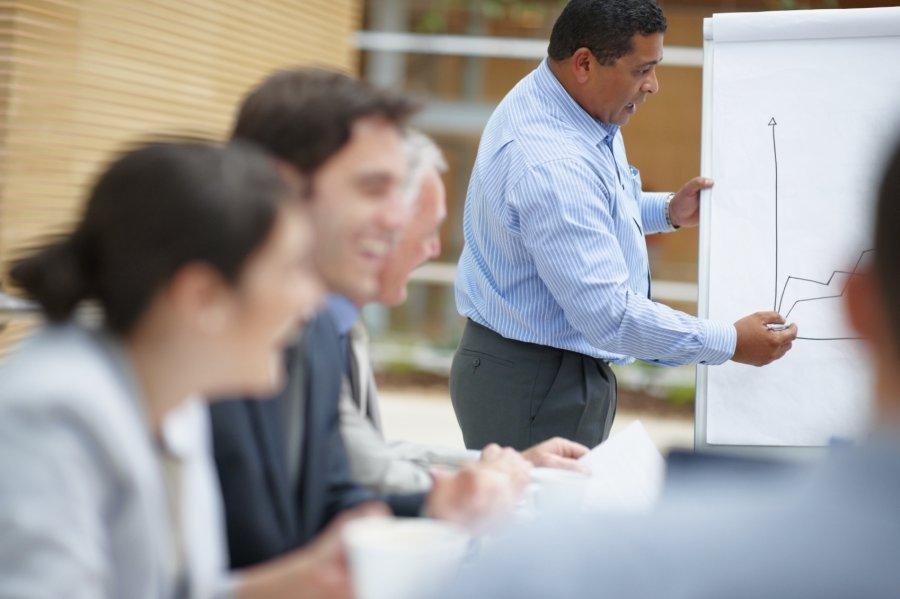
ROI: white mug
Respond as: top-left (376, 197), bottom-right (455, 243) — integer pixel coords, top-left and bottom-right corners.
top-left (343, 517), bottom-right (472, 599)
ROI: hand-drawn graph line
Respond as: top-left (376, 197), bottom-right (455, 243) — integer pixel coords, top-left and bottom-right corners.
top-left (768, 117), bottom-right (872, 341)
top-left (776, 249), bottom-right (873, 340)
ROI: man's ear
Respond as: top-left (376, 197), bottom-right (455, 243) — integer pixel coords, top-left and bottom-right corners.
top-left (570, 48), bottom-right (594, 84)
top-left (166, 263), bottom-right (233, 335)
top-left (844, 268), bottom-right (877, 341)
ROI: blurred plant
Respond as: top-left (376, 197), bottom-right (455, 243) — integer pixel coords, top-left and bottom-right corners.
top-left (768, 0), bottom-right (840, 8)
top-left (410, 0), bottom-right (844, 33)
top-left (612, 361), bottom-right (697, 408)
top-left (666, 384), bottom-right (695, 406)
top-left (411, 0), bottom-right (564, 33)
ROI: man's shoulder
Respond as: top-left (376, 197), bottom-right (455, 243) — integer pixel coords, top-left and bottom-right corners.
top-left (295, 310), bottom-right (343, 415)
top-left (517, 129), bottom-right (585, 172)
top-left (489, 77), bottom-right (588, 171)
top-left (301, 310), bottom-right (341, 353)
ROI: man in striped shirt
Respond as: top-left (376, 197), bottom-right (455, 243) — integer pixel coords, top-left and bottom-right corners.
top-left (451, 0), bottom-right (797, 451)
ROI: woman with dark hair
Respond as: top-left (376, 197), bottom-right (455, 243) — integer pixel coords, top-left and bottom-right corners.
top-left (0, 141), bottom-right (357, 598)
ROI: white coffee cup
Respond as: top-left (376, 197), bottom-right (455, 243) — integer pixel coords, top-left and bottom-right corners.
top-left (530, 467), bottom-right (590, 513)
top-left (343, 517), bottom-right (471, 599)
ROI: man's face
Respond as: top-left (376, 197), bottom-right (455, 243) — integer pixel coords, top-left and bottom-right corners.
top-left (582, 33), bottom-right (663, 126)
top-left (376, 168), bottom-right (447, 307)
top-left (309, 116), bottom-right (408, 303)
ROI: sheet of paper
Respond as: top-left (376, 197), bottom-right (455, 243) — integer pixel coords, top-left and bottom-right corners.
top-left (578, 421), bottom-right (665, 512)
top-left (701, 8), bottom-right (900, 446)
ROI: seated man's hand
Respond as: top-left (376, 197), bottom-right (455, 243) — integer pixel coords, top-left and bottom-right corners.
top-left (521, 437), bottom-right (591, 475)
top-left (424, 463), bottom-right (521, 529)
top-left (477, 443), bottom-right (532, 492)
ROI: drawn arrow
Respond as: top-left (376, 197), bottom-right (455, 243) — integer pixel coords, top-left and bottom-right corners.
top-left (769, 117), bottom-right (779, 311)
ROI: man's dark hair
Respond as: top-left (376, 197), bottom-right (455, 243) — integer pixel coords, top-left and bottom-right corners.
top-left (548, 0), bottom-right (667, 65)
top-left (875, 139), bottom-right (900, 348)
top-left (231, 68), bottom-right (418, 177)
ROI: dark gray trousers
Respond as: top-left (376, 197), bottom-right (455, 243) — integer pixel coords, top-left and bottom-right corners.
top-left (449, 319), bottom-right (617, 451)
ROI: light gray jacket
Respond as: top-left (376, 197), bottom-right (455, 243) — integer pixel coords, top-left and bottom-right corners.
top-left (339, 322), bottom-right (478, 495)
top-left (0, 325), bottom-right (230, 598)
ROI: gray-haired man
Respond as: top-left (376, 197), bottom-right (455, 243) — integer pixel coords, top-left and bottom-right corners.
top-left (339, 131), bottom-right (592, 495)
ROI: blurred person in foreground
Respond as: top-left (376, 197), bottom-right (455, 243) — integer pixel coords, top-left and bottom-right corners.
top-left (210, 69), bottom-right (537, 570)
top-left (444, 138), bottom-right (900, 598)
top-left (450, 0), bottom-right (796, 452)
top-left (0, 141), bottom-right (365, 598)
top-left (339, 130), bottom-right (592, 496)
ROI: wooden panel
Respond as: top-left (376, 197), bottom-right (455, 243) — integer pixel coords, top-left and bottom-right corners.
top-left (0, 0), bottom-right (361, 353)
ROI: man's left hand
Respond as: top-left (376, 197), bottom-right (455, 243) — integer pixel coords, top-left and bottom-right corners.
top-left (668, 176), bottom-right (714, 228)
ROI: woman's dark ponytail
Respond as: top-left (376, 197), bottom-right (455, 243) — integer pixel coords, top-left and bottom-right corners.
top-left (9, 230), bottom-right (94, 323)
top-left (6, 141), bottom-right (294, 333)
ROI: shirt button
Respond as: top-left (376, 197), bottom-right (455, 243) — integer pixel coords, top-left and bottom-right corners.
top-left (473, 358), bottom-right (481, 367)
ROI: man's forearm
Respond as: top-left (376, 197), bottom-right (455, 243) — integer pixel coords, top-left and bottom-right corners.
top-left (389, 440), bottom-right (481, 468)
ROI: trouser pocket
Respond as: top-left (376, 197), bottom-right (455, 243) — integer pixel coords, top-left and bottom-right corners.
top-left (450, 347), bottom-right (536, 450)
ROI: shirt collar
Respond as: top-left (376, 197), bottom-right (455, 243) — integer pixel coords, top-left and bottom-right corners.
top-left (533, 58), bottom-right (619, 145)
top-left (326, 294), bottom-right (360, 336)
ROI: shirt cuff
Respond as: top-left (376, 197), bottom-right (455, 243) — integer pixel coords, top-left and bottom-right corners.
top-left (641, 191), bottom-right (674, 235)
top-left (695, 320), bottom-right (737, 366)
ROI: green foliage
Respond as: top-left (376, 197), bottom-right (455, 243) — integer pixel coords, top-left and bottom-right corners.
top-left (409, 0), bottom-right (844, 33)
top-left (666, 385), bottom-right (695, 406)
top-left (769, 0), bottom-right (840, 8)
top-left (411, 0), bottom-right (565, 33)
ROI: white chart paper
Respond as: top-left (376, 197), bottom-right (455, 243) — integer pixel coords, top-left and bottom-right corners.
top-left (700, 8), bottom-right (900, 446)
top-left (579, 421), bottom-right (665, 511)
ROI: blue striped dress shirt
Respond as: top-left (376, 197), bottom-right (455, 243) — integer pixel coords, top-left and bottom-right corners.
top-left (455, 59), bottom-right (736, 366)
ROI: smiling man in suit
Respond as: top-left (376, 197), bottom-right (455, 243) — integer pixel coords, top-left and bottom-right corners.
top-left (209, 69), bottom-right (531, 569)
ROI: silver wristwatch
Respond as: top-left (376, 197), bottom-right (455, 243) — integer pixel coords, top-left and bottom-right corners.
top-left (665, 192), bottom-right (679, 230)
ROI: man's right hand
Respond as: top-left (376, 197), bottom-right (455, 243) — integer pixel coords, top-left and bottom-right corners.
top-left (731, 311), bottom-right (798, 366)
top-left (426, 442), bottom-right (537, 529)
top-left (477, 443), bottom-right (533, 491)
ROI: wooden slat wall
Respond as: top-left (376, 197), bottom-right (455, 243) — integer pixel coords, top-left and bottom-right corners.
top-left (0, 0), bottom-right (360, 351)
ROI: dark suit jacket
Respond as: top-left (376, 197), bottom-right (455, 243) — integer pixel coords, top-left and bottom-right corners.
top-left (210, 310), bottom-right (425, 568)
